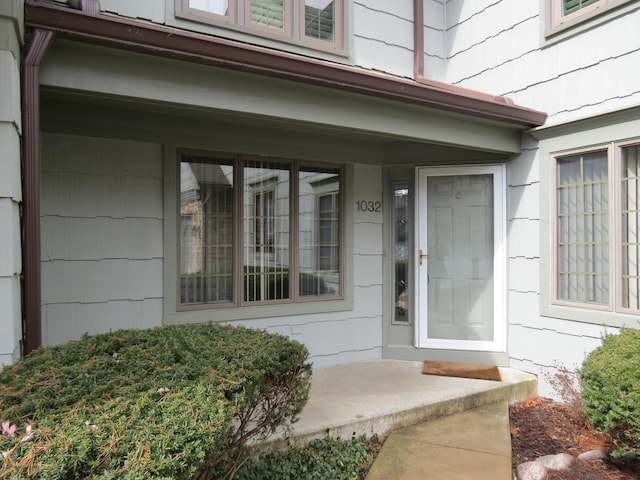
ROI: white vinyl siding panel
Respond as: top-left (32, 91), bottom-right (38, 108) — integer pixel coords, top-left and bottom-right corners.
top-left (100, 0), bottom-right (166, 23)
top-left (352, 1), bottom-right (414, 78)
top-left (40, 134), bottom-right (164, 347)
top-left (440, 0), bottom-right (640, 126)
top-left (0, 126), bottom-right (21, 201)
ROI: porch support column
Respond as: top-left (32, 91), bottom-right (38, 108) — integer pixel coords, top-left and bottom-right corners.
top-left (22, 28), bottom-right (54, 354)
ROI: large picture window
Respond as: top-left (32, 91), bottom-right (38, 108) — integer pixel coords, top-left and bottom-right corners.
top-left (553, 142), bottom-right (640, 314)
top-left (178, 0), bottom-right (343, 50)
top-left (179, 152), bottom-right (342, 308)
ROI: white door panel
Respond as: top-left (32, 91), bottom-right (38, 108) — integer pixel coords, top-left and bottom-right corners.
top-left (416, 165), bottom-right (506, 351)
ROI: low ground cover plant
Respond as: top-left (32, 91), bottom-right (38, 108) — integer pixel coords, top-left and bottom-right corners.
top-left (0, 323), bottom-right (311, 479)
top-left (580, 328), bottom-right (640, 456)
top-left (233, 435), bottom-right (382, 480)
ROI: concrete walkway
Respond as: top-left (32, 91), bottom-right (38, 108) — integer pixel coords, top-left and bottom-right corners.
top-left (365, 401), bottom-right (512, 480)
top-left (278, 359), bottom-right (536, 479)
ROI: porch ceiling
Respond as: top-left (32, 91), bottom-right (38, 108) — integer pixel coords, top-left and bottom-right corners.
top-left (41, 89), bottom-right (510, 166)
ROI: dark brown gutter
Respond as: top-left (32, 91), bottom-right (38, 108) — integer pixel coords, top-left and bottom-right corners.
top-left (22, 28), bottom-right (55, 354)
top-left (25, 0), bottom-right (546, 127)
top-left (412, 0), bottom-right (519, 114)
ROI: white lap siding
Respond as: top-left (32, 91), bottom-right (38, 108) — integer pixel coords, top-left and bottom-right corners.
top-left (0, 3), bottom-right (23, 366)
top-left (40, 133), bottom-right (163, 346)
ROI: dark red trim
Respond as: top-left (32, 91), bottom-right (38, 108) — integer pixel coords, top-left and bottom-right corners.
top-left (22, 28), bottom-right (55, 354)
top-left (24, 0), bottom-right (546, 127)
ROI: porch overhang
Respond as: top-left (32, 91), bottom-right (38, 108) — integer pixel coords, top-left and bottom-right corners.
top-left (25, 0), bottom-right (546, 128)
top-left (21, 0), bottom-right (547, 354)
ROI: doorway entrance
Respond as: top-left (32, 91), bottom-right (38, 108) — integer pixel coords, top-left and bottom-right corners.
top-left (416, 165), bottom-right (506, 351)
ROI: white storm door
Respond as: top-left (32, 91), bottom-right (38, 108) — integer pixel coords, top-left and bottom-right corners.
top-left (416, 165), bottom-right (506, 351)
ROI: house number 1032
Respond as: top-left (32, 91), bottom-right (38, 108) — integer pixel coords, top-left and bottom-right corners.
top-left (355, 200), bottom-right (382, 212)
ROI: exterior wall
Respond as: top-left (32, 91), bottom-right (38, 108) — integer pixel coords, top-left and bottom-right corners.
top-left (442, 0), bottom-right (640, 399)
top-left (352, 0), bottom-right (414, 78)
top-left (228, 163), bottom-right (383, 366)
top-left (40, 133), bottom-right (164, 346)
top-left (54, 0), bottom-right (416, 79)
top-left (422, 0), bottom-right (445, 78)
top-left (441, 0), bottom-right (640, 127)
top-left (0, 0), bottom-right (23, 366)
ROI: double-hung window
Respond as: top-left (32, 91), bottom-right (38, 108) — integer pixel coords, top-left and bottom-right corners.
top-left (179, 152), bottom-right (342, 308)
top-left (178, 0), bottom-right (344, 51)
top-left (553, 141), bottom-right (640, 313)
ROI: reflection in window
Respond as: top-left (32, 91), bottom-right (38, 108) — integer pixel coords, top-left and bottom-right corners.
top-left (250, 0), bottom-right (286, 30)
top-left (305, 0), bottom-right (334, 41)
top-left (622, 145), bottom-right (640, 309)
top-left (180, 157), bottom-right (234, 304)
top-left (557, 151), bottom-right (609, 304)
top-left (179, 153), bottom-right (341, 307)
top-left (563, 0), bottom-right (599, 15)
top-left (244, 160), bottom-right (290, 301)
top-left (188, 0), bottom-right (229, 15)
top-left (299, 166), bottom-right (341, 297)
top-left (394, 183), bottom-right (410, 323)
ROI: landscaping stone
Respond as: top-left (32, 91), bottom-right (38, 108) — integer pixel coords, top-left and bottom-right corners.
top-left (577, 449), bottom-right (608, 461)
top-left (517, 452), bottom-right (578, 479)
top-left (537, 452), bottom-right (574, 470)
top-left (517, 460), bottom-right (548, 480)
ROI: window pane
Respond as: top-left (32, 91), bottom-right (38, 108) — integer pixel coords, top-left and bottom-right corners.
top-left (243, 160), bottom-right (290, 301)
top-left (189, 0), bottom-right (229, 15)
top-left (622, 145), bottom-right (640, 310)
top-left (393, 184), bottom-right (410, 323)
top-left (250, 0), bottom-right (286, 30)
top-left (180, 157), bottom-right (234, 304)
top-left (557, 151), bottom-right (609, 304)
top-left (299, 166), bottom-right (341, 297)
top-left (563, 0), bottom-right (599, 15)
top-left (304, 0), bottom-right (335, 41)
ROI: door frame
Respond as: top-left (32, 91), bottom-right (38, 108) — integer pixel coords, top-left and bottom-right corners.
top-left (415, 164), bottom-right (507, 352)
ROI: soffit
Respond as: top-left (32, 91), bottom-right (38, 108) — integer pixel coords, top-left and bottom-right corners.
top-left (40, 38), bottom-right (524, 154)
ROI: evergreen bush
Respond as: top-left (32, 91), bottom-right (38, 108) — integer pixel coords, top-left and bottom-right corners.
top-left (0, 323), bottom-right (311, 479)
top-left (580, 328), bottom-right (640, 455)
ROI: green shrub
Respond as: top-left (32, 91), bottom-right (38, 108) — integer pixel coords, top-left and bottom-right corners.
top-left (580, 328), bottom-right (640, 455)
top-left (0, 323), bottom-right (311, 479)
top-left (233, 435), bottom-right (382, 480)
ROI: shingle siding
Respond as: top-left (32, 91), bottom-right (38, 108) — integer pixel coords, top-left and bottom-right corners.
top-left (40, 133), bottom-right (164, 347)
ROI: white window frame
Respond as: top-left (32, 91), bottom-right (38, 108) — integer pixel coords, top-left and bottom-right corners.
top-left (550, 140), bottom-right (640, 316)
top-left (176, 0), bottom-right (345, 53)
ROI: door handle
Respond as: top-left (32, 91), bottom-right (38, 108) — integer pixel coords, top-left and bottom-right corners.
top-left (419, 249), bottom-right (429, 266)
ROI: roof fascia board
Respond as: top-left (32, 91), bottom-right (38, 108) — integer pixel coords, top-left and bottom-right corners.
top-left (25, 0), bottom-right (546, 128)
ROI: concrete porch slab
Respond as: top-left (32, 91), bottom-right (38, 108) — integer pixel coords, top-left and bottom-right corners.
top-left (282, 359), bottom-right (536, 446)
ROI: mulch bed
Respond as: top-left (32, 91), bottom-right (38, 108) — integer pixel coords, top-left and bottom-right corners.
top-left (509, 397), bottom-right (640, 480)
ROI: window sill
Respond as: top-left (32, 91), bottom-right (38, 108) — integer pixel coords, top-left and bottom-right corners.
top-left (541, 302), bottom-right (640, 329)
top-left (167, 297), bottom-right (354, 325)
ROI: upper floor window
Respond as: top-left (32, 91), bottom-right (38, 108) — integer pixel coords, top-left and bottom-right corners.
top-left (178, 0), bottom-right (344, 51)
top-left (548, 0), bottom-right (636, 32)
top-left (552, 141), bottom-right (640, 314)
